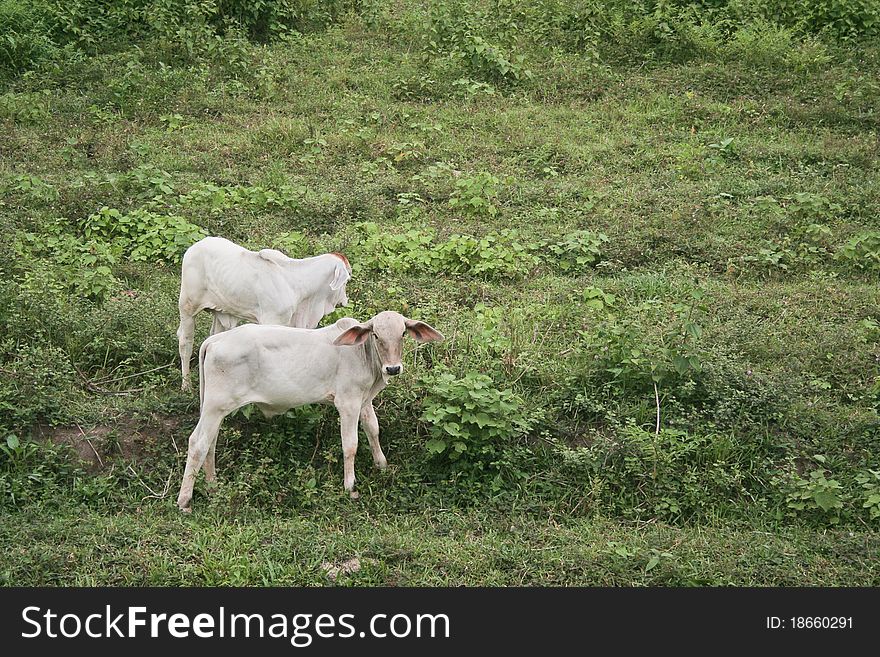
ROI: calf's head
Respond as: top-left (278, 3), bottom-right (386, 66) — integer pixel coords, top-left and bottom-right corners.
top-left (333, 311), bottom-right (444, 376)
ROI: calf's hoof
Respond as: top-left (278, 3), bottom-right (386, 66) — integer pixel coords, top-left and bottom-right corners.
top-left (349, 491), bottom-right (360, 500)
top-left (177, 493), bottom-right (192, 512)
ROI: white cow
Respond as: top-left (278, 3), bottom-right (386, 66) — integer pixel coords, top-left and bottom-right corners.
top-left (177, 236), bottom-right (352, 390)
top-left (176, 310), bottom-right (444, 511)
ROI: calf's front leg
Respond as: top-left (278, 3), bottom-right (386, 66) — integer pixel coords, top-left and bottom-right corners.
top-left (336, 400), bottom-right (361, 499)
top-left (360, 401), bottom-right (387, 470)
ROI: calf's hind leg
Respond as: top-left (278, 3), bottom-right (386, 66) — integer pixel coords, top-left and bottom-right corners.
top-left (203, 439), bottom-right (217, 485)
top-left (177, 408), bottom-right (226, 511)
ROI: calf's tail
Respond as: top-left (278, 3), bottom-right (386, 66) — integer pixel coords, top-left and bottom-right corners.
top-left (198, 339), bottom-right (210, 409)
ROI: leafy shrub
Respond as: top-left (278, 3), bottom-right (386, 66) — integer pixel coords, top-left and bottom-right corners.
top-left (450, 76), bottom-right (497, 98)
top-left (0, 272), bottom-right (177, 385)
top-left (0, 434), bottom-right (78, 507)
top-left (435, 230), bottom-right (539, 278)
top-left (742, 223), bottom-right (833, 276)
top-left (519, 1), bottom-right (876, 66)
top-left (177, 181), bottom-right (312, 214)
top-left (465, 303), bottom-right (515, 358)
top-left (43, 0), bottom-right (359, 51)
top-left (0, 0), bottom-right (57, 73)
top-left (0, 432), bottom-right (128, 509)
top-left (1, 174), bottom-right (59, 205)
top-left (269, 231), bottom-right (312, 258)
top-left (455, 33), bottom-right (532, 83)
top-left (212, 0), bottom-right (358, 41)
top-left (44, 0), bottom-right (147, 51)
top-left (72, 470), bottom-right (124, 506)
top-left (669, 351), bottom-right (792, 434)
top-left (580, 291), bottom-right (706, 394)
top-left (723, 19), bottom-right (796, 67)
top-left (391, 72), bottom-right (442, 101)
top-left (209, 447), bottom-right (294, 510)
top-left (0, 341), bottom-right (74, 431)
top-left (837, 231), bottom-right (880, 273)
top-left (15, 225), bottom-right (120, 300)
top-left (346, 220), bottom-right (609, 280)
top-left (527, 0), bottom-right (603, 56)
top-left (613, 1), bottom-right (880, 41)
top-left (0, 90), bottom-right (51, 124)
top-left (777, 466), bottom-right (847, 524)
top-left (423, 0), bottom-right (532, 85)
top-left (731, 193), bottom-right (853, 276)
top-left (616, 5), bottom-right (723, 63)
top-left (855, 469), bottom-right (880, 520)
top-left (82, 206), bottom-right (206, 263)
top-left (410, 161), bottom-right (457, 197)
top-left (869, 377), bottom-right (880, 413)
top-left (0, 0), bottom-right (370, 78)
top-left (724, 19), bottom-right (832, 69)
top-left (421, 371), bottom-right (536, 490)
top-left (783, 192), bottom-right (843, 222)
top-left (347, 221), bottom-right (439, 274)
top-left (582, 285), bottom-right (616, 310)
top-left (546, 230), bottom-right (608, 272)
top-left (746, 0), bottom-right (880, 40)
top-left (582, 315), bottom-right (647, 390)
top-left (346, 221), bottom-right (535, 279)
top-left (560, 425), bottom-right (766, 521)
top-left (14, 203), bottom-right (203, 302)
top-left (93, 298), bottom-right (181, 379)
top-left (71, 164), bottom-right (177, 205)
top-left (211, 408), bottom-right (337, 511)
top-left (448, 171), bottom-right (502, 216)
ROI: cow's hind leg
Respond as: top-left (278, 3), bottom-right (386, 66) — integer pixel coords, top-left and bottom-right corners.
top-left (360, 401), bottom-right (387, 470)
top-left (177, 408), bottom-right (225, 511)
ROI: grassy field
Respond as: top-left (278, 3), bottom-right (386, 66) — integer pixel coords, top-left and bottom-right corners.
top-left (1, 1), bottom-right (879, 585)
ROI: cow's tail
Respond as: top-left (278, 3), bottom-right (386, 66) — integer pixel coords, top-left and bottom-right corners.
top-left (198, 338), bottom-right (210, 409)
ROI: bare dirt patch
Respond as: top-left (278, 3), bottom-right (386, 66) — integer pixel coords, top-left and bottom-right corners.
top-left (34, 414), bottom-right (185, 472)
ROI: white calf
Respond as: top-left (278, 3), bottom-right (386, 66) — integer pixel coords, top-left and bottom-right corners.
top-left (176, 311), bottom-right (443, 511)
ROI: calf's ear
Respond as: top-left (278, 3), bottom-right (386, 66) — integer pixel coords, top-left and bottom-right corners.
top-left (333, 324), bottom-right (371, 346)
top-left (405, 319), bottom-right (444, 343)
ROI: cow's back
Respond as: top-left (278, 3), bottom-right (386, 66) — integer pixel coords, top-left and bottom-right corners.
top-left (180, 237), bottom-right (291, 321)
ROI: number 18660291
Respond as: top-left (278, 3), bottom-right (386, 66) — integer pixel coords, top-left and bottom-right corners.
top-left (766, 617), bottom-right (853, 629)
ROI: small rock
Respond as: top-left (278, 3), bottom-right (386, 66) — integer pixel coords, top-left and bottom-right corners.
top-left (321, 557), bottom-right (377, 581)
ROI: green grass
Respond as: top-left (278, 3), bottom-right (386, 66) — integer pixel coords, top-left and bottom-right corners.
top-left (3, 507), bottom-right (878, 586)
top-left (1, 1), bottom-right (879, 585)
